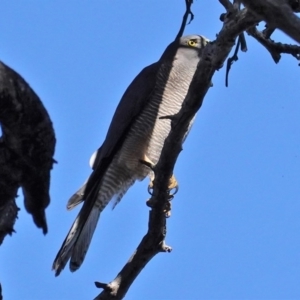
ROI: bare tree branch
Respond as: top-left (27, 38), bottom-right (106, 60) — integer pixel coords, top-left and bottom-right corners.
top-left (0, 61), bottom-right (56, 243)
top-left (94, 7), bottom-right (260, 300)
top-left (247, 26), bottom-right (300, 63)
top-left (288, 0), bottom-right (300, 12)
top-left (81, 1), bottom-right (300, 298)
top-left (241, 0), bottom-right (300, 43)
top-left (263, 25), bottom-right (276, 39)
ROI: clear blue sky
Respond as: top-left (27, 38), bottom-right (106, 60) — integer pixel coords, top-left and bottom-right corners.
top-left (1, 1), bottom-right (300, 300)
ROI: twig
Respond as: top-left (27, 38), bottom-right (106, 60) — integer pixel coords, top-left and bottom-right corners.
top-left (247, 26), bottom-right (300, 63)
top-left (233, 0), bottom-right (241, 9)
top-left (219, 0), bottom-right (234, 11)
top-left (239, 32), bottom-right (248, 52)
top-left (263, 24), bottom-right (276, 39)
top-left (225, 37), bottom-right (241, 87)
top-left (176, 0), bottom-right (194, 40)
top-left (220, 1), bottom-right (248, 86)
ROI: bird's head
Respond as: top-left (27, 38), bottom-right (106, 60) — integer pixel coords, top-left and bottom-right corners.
top-left (160, 34), bottom-right (210, 63)
top-left (177, 34), bottom-right (210, 60)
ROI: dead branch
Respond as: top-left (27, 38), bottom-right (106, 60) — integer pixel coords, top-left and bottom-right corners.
top-left (241, 0), bottom-right (300, 43)
top-left (247, 26), bottom-right (300, 63)
top-left (220, 1), bottom-right (248, 86)
top-left (0, 61), bottom-right (56, 243)
top-left (176, 0), bottom-right (194, 40)
top-left (94, 0), bottom-right (300, 298)
top-left (94, 6), bottom-right (260, 300)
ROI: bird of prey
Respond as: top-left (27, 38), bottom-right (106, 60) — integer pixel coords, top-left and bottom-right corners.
top-left (0, 61), bottom-right (56, 242)
top-left (53, 34), bottom-right (209, 275)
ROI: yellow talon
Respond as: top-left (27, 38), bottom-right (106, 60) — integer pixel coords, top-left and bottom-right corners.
top-left (168, 174), bottom-right (178, 195)
top-left (146, 174), bottom-right (178, 218)
top-left (148, 174), bottom-right (179, 195)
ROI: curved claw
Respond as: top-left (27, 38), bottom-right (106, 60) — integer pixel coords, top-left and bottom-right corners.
top-left (169, 185), bottom-right (178, 196)
top-left (168, 174), bottom-right (179, 196)
top-left (148, 174), bottom-right (179, 196)
top-left (165, 210), bottom-right (171, 218)
top-left (148, 182), bottom-right (154, 195)
top-left (168, 195), bottom-right (174, 201)
top-left (146, 198), bottom-right (154, 207)
top-left (164, 201), bottom-right (172, 218)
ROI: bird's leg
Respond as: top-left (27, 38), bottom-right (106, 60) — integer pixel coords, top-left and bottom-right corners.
top-left (139, 156), bottom-right (154, 170)
top-left (140, 155), bottom-right (179, 217)
top-left (168, 174), bottom-right (179, 194)
top-left (163, 174), bottom-right (179, 218)
top-left (146, 162), bottom-right (178, 194)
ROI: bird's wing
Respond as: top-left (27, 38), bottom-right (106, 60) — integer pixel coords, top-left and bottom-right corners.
top-left (68, 62), bottom-right (160, 205)
top-left (92, 62), bottom-right (159, 169)
top-left (55, 62), bottom-right (160, 274)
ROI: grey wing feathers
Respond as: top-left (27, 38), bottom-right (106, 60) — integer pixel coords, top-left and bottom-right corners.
top-left (53, 206), bottom-right (100, 275)
top-left (90, 62), bottom-right (160, 170)
top-left (69, 208), bottom-right (100, 271)
top-left (54, 62), bottom-right (160, 275)
top-left (81, 62), bottom-right (160, 200)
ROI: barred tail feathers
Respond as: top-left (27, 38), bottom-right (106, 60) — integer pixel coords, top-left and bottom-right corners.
top-left (53, 162), bottom-right (137, 275)
top-left (69, 207), bottom-right (100, 271)
top-left (52, 202), bottom-right (101, 276)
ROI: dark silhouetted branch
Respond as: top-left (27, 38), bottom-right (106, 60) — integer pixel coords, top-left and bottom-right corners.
top-left (220, 1), bottom-right (248, 86)
top-left (247, 26), bottom-right (300, 63)
top-left (0, 61), bottom-right (56, 244)
top-left (241, 0), bottom-right (300, 43)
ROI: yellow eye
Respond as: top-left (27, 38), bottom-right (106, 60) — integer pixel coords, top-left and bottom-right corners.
top-left (188, 39), bottom-right (197, 47)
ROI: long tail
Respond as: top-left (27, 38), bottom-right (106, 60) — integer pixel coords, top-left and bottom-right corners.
top-left (52, 199), bottom-right (101, 276)
top-left (53, 163), bottom-right (135, 275)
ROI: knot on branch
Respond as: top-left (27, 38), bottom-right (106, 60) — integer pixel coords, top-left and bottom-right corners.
top-left (94, 282), bottom-right (112, 291)
top-left (159, 241), bottom-right (172, 253)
